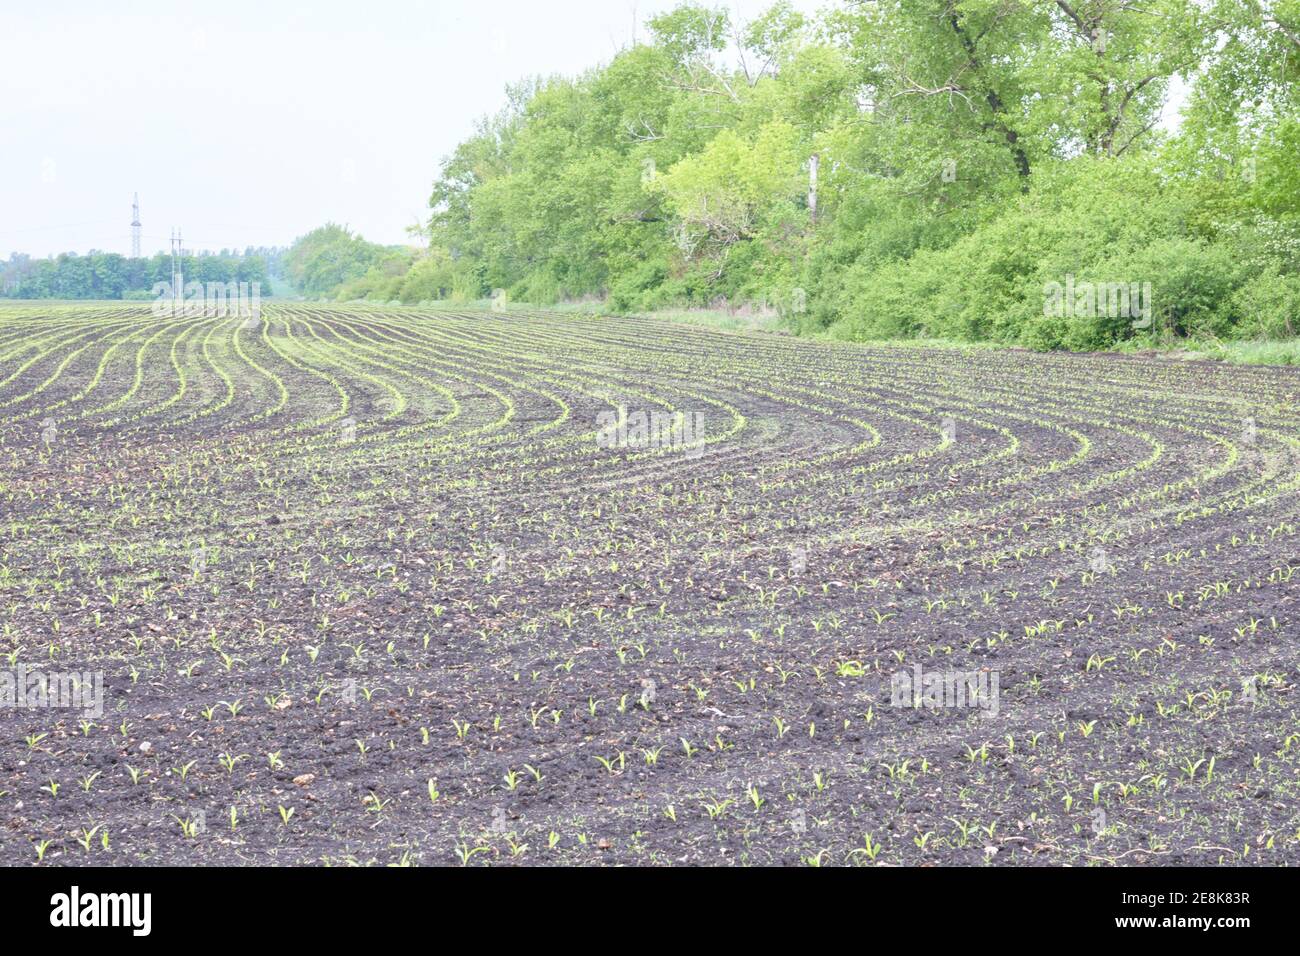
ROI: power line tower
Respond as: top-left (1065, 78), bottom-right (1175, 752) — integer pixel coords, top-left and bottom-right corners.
top-left (131, 193), bottom-right (142, 258)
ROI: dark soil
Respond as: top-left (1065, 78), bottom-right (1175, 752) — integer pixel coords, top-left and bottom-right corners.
top-left (0, 305), bottom-right (1297, 867)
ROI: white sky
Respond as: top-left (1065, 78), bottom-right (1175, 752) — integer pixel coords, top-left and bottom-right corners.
top-left (0, 0), bottom-right (833, 259)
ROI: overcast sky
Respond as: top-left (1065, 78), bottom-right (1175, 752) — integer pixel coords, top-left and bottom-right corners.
top-left (0, 0), bottom-right (833, 259)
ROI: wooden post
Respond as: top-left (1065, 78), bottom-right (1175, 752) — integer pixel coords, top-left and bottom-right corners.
top-left (808, 153), bottom-right (820, 223)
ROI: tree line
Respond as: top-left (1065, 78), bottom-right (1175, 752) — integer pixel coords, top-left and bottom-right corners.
top-left (293, 0), bottom-right (1300, 350)
top-left (1, 249), bottom-right (275, 301)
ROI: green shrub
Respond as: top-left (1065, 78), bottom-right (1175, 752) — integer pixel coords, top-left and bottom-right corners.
top-left (1230, 269), bottom-right (1300, 339)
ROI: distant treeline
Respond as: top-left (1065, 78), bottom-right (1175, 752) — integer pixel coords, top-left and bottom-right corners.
top-left (280, 224), bottom-right (458, 304)
top-left (1, 249), bottom-right (278, 300)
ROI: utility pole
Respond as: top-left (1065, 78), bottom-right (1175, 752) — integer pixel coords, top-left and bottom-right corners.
top-left (170, 228), bottom-right (184, 313)
top-left (131, 193), bottom-right (142, 258)
top-left (808, 154), bottom-right (820, 224)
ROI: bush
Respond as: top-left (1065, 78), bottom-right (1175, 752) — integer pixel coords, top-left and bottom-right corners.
top-left (396, 252), bottom-right (459, 304)
top-left (822, 154), bottom-right (1295, 351)
top-left (1231, 269), bottom-right (1300, 339)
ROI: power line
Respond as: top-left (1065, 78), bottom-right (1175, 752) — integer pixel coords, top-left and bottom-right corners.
top-left (0, 220), bottom-right (121, 237)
